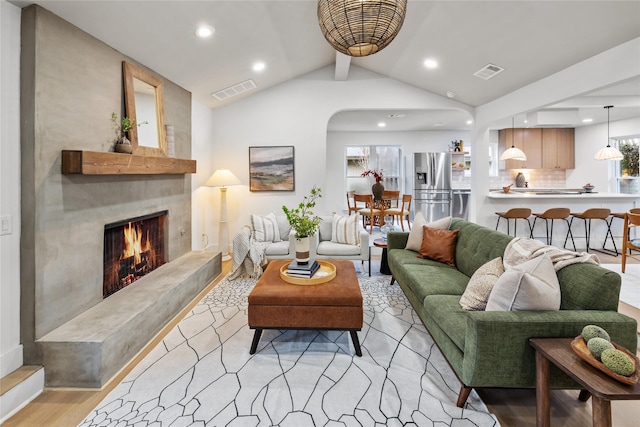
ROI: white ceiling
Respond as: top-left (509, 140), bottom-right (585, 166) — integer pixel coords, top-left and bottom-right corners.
top-left (9, 0), bottom-right (640, 131)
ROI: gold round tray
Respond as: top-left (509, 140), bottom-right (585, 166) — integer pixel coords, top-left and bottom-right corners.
top-left (279, 261), bottom-right (336, 285)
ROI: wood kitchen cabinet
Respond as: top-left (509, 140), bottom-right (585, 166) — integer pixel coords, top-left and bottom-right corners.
top-left (500, 128), bottom-right (574, 169)
top-left (541, 128), bottom-right (575, 169)
top-left (500, 128), bottom-right (542, 169)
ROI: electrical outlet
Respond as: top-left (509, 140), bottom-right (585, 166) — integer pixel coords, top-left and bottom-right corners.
top-left (1, 215), bottom-right (12, 235)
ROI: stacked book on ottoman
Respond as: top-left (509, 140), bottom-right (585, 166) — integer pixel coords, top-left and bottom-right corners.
top-left (286, 259), bottom-right (320, 278)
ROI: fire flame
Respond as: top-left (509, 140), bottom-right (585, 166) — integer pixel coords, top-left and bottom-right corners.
top-left (122, 222), bottom-right (150, 264)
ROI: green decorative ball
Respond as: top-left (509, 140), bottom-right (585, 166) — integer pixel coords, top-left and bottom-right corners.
top-left (581, 324), bottom-right (610, 342)
top-left (587, 337), bottom-right (614, 360)
top-left (601, 348), bottom-right (636, 377)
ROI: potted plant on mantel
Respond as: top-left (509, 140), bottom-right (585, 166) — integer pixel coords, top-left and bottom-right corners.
top-left (111, 112), bottom-right (148, 154)
top-left (361, 169), bottom-right (384, 200)
top-left (282, 186), bottom-right (322, 264)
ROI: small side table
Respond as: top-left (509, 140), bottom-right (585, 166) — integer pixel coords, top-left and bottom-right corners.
top-left (530, 337), bottom-right (640, 427)
top-left (373, 238), bottom-right (391, 275)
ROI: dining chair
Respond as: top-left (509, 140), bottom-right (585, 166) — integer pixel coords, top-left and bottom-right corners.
top-left (385, 194), bottom-right (412, 231)
top-left (382, 190), bottom-right (400, 209)
top-left (346, 191), bottom-right (358, 216)
top-left (621, 208), bottom-right (640, 273)
top-left (354, 193), bottom-right (381, 234)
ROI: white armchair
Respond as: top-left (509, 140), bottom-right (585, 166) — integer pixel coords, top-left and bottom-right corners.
top-left (310, 214), bottom-right (371, 275)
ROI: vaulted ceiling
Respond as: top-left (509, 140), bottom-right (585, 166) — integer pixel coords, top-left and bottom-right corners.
top-left (10, 0), bottom-right (640, 131)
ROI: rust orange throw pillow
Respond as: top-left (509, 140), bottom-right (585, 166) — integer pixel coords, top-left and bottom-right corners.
top-left (417, 226), bottom-right (459, 267)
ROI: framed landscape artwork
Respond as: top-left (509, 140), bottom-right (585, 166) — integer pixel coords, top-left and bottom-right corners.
top-left (249, 146), bottom-right (295, 191)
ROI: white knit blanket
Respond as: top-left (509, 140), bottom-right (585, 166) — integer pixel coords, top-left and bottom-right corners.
top-left (503, 237), bottom-right (600, 271)
top-left (228, 226), bottom-right (271, 280)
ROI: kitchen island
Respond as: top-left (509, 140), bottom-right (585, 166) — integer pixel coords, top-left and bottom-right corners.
top-left (486, 189), bottom-right (639, 251)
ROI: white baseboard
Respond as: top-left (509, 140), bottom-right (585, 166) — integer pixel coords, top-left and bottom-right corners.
top-left (0, 344), bottom-right (23, 377)
top-left (0, 366), bottom-right (44, 423)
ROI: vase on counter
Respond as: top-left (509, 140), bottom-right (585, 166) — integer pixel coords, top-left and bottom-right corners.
top-left (515, 172), bottom-right (526, 188)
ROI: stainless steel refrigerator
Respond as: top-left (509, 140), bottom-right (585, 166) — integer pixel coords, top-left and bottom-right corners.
top-left (413, 152), bottom-right (452, 223)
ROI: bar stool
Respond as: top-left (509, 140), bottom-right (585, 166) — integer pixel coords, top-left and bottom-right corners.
top-left (495, 208), bottom-right (532, 237)
top-left (565, 208), bottom-right (613, 254)
top-left (606, 212), bottom-right (626, 256)
top-left (531, 208), bottom-right (574, 249)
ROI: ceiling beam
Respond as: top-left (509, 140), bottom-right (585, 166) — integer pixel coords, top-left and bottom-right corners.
top-left (334, 52), bottom-right (351, 81)
top-left (550, 95), bottom-right (640, 108)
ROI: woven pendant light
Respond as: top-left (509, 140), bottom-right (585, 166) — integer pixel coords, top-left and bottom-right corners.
top-left (317, 0), bottom-right (407, 57)
top-left (594, 105), bottom-right (624, 161)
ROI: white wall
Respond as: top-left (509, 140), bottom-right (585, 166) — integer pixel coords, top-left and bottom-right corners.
top-left (326, 130), bottom-right (472, 213)
top-left (191, 100), bottom-right (216, 251)
top-left (200, 65), bottom-right (473, 248)
top-left (568, 116), bottom-right (640, 192)
top-left (0, 0), bottom-right (23, 378)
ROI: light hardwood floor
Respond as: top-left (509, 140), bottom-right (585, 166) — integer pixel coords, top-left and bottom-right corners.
top-left (4, 253), bottom-right (639, 427)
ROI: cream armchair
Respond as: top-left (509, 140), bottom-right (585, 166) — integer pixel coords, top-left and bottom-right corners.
top-left (310, 214), bottom-right (371, 276)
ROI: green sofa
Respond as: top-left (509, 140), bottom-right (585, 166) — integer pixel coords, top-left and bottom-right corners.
top-left (387, 218), bottom-right (638, 407)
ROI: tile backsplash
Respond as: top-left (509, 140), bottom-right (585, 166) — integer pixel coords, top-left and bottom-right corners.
top-left (495, 169), bottom-right (567, 188)
top-left (453, 169), bottom-right (567, 189)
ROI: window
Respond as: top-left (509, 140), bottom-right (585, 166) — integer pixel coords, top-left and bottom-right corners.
top-left (346, 145), bottom-right (402, 194)
top-left (615, 137), bottom-right (639, 194)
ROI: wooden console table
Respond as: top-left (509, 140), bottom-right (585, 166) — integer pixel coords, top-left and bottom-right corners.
top-left (530, 337), bottom-right (640, 427)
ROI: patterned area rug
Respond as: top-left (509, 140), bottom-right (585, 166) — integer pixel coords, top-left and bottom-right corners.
top-left (79, 270), bottom-right (499, 426)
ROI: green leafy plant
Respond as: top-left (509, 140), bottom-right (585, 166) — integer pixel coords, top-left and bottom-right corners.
top-left (282, 186), bottom-right (322, 238)
top-left (111, 112), bottom-right (149, 140)
top-left (619, 142), bottom-right (639, 176)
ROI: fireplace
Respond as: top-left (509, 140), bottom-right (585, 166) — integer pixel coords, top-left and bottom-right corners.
top-left (103, 211), bottom-right (168, 298)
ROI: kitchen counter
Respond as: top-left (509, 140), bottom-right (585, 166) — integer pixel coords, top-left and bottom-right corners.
top-left (487, 190), bottom-right (639, 199)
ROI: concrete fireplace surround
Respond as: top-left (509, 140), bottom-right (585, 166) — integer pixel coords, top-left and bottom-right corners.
top-left (39, 251), bottom-right (221, 388)
top-left (18, 5), bottom-right (224, 386)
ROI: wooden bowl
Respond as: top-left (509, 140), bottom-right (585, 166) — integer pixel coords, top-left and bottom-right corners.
top-left (571, 336), bottom-right (639, 385)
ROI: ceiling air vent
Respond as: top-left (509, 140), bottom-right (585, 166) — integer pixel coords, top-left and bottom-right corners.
top-left (473, 63), bottom-right (505, 80)
top-left (212, 79), bottom-right (256, 101)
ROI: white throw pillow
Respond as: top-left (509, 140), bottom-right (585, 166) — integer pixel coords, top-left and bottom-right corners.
top-left (485, 254), bottom-right (561, 311)
top-left (331, 213), bottom-right (360, 245)
top-left (459, 257), bottom-right (505, 311)
top-left (405, 213), bottom-right (452, 252)
top-left (250, 213), bottom-right (281, 243)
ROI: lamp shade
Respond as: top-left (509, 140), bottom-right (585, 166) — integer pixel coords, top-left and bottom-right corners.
top-left (594, 146), bottom-right (624, 161)
top-left (205, 169), bottom-right (241, 187)
top-left (594, 105), bottom-right (624, 161)
top-left (500, 117), bottom-right (527, 161)
top-left (500, 147), bottom-right (528, 161)
top-left (317, 0), bottom-right (407, 57)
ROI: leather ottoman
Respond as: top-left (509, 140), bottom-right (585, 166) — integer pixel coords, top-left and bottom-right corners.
top-left (248, 260), bottom-right (363, 356)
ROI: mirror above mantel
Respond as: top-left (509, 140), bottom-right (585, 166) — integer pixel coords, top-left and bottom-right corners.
top-left (123, 61), bottom-right (167, 157)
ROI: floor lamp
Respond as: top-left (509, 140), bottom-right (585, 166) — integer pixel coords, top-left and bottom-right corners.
top-left (205, 169), bottom-right (241, 261)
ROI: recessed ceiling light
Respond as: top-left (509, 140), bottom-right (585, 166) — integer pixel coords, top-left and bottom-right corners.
top-left (195, 24), bottom-right (215, 38)
top-left (466, 120), bottom-right (473, 125)
top-left (378, 122), bottom-right (386, 127)
top-left (446, 91), bottom-right (456, 98)
top-left (582, 118), bottom-right (593, 123)
top-left (423, 59), bottom-right (438, 69)
top-left (433, 122), bottom-right (445, 127)
top-left (252, 62), bottom-right (266, 72)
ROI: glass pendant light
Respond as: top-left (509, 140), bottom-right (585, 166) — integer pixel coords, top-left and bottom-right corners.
top-left (594, 105), bottom-right (624, 161)
top-left (500, 118), bottom-right (527, 161)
